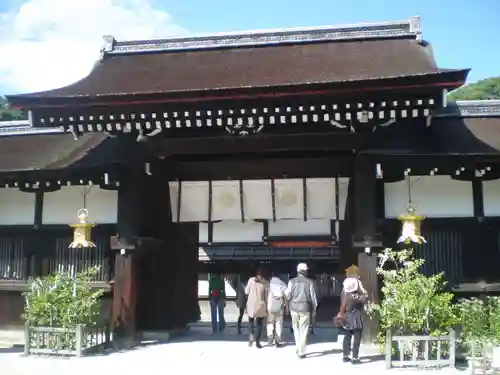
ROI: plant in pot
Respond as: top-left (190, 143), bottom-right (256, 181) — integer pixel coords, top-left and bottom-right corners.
top-left (367, 248), bottom-right (457, 357)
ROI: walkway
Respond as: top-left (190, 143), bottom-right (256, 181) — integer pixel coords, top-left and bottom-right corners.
top-left (0, 326), bottom-right (461, 375)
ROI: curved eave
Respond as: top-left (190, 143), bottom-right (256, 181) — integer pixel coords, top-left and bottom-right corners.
top-left (7, 69), bottom-right (470, 109)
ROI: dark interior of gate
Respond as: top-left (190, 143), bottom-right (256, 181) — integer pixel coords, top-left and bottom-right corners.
top-left (1, 17), bottom-right (500, 338)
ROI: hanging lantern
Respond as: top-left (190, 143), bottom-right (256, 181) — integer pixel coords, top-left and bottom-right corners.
top-left (69, 209), bottom-right (96, 248)
top-left (397, 205), bottom-right (426, 245)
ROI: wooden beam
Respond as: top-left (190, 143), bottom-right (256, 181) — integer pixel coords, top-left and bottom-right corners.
top-left (34, 191), bottom-right (44, 229)
top-left (154, 132), bottom-right (364, 156)
top-left (164, 155), bottom-right (353, 181)
top-left (110, 236), bottom-right (164, 250)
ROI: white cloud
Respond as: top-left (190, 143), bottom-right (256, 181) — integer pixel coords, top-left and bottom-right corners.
top-left (0, 0), bottom-right (187, 93)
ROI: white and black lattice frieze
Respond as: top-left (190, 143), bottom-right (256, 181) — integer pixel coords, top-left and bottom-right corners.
top-left (30, 96), bottom-right (440, 135)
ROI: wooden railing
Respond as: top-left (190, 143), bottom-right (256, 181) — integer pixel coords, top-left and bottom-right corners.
top-left (385, 329), bottom-right (456, 369)
top-left (24, 324), bottom-right (111, 357)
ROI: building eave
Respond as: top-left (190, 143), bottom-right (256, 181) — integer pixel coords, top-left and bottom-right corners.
top-left (435, 100), bottom-right (500, 118)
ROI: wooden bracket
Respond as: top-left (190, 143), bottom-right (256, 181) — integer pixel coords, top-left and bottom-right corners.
top-left (110, 235), bottom-right (164, 251)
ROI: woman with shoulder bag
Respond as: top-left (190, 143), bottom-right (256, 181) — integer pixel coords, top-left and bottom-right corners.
top-left (335, 277), bottom-right (367, 364)
top-left (245, 268), bottom-right (269, 348)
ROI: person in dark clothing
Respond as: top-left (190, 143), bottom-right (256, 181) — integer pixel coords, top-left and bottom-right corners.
top-left (234, 275), bottom-right (248, 334)
top-left (208, 272), bottom-right (226, 334)
top-left (336, 277), bottom-right (367, 364)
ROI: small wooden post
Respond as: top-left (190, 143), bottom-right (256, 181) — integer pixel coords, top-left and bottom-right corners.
top-left (75, 324), bottom-right (83, 357)
top-left (105, 324), bottom-right (111, 344)
top-left (23, 323), bottom-right (30, 356)
top-left (449, 329), bottom-right (456, 367)
top-left (385, 329), bottom-right (392, 370)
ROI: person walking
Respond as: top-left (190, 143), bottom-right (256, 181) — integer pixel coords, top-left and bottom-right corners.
top-left (208, 272), bottom-right (226, 334)
top-left (235, 275), bottom-right (248, 334)
top-left (336, 277), bottom-right (367, 364)
top-left (267, 270), bottom-right (287, 347)
top-left (285, 263), bottom-right (318, 359)
top-left (245, 268), bottom-right (268, 348)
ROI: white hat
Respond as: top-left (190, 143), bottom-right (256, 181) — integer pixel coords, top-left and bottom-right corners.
top-left (343, 277), bottom-right (359, 293)
top-left (297, 263), bottom-right (308, 272)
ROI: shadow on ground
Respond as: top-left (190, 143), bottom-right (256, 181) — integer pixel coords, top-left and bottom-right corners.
top-left (0, 345), bottom-right (23, 354)
top-left (180, 322), bottom-right (339, 344)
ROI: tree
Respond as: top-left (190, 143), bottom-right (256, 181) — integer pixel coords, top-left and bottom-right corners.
top-left (0, 96), bottom-right (27, 121)
top-left (448, 76), bottom-right (500, 101)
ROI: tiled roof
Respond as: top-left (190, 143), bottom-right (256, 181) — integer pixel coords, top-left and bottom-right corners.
top-left (7, 17), bottom-right (466, 105)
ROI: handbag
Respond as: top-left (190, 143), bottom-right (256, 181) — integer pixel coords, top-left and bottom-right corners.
top-left (333, 315), bottom-right (347, 328)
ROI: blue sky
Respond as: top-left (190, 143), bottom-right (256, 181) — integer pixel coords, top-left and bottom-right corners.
top-left (0, 0), bottom-right (499, 94)
top-left (155, 0), bottom-right (499, 83)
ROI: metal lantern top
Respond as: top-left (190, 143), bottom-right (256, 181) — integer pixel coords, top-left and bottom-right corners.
top-left (397, 205), bottom-right (426, 245)
top-left (69, 208), bottom-right (96, 248)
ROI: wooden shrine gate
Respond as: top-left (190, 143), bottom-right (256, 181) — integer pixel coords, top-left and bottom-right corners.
top-left (4, 17), bottom-right (469, 339)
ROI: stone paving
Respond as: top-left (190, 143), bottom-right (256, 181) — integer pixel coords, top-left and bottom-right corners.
top-left (0, 325), bottom-right (463, 375)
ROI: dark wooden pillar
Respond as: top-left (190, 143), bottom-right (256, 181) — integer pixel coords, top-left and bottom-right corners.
top-left (173, 223), bottom-right (200, 326)
top-left (352, 155), bottom-right (381, 249)
top-left (111, 252), bottom-right (138, 338)
top-left (351, 155), bottom-right (381, 344)
top-left (358, 252), bottom-right (379, 344)
top-left (111, 167), bottom-right (143, 339)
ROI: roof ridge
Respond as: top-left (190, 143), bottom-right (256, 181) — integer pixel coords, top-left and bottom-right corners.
top-left (435, 100), bottom-right (500, 118)
top-left (101, 16), bottom-right (422, 56)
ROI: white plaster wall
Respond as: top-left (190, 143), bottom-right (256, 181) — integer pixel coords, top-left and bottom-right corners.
top-left (170, 178), bottom-right (349, 222)
top-left (0, 189), bottom-right (35, 225)
top-left (199, 220), bottom-right (264, 243)
top-left (483, 179), bottom-right (500, 217)
top-left (43, 186), bottom-right (118, 224)
top-left (384, 176), bottom-right (474, 218)
top-left (268, 219), bottom-right (331, 236)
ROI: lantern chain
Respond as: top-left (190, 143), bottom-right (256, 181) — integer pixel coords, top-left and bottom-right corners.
top-left (406, 176), bottom-right (422, 206)
top-left (76, 185), bottom-right (94, 209)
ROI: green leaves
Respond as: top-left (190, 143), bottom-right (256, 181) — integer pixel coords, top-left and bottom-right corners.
top-left (0, 96), bottom-right (26, 121)
top-left (368, 248), bottom-right (457, 340)
top-left (456, 297), bottom-right (500, 345)
top-left (448, 77), bottom-right (500, 101)
top-left (23, 266), bottom-right (105, 329)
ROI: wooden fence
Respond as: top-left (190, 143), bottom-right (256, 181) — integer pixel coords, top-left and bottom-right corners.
top-left (385, 329), bottom-right (456, 369)
top-left (24, 324), bottom-right (111, 357)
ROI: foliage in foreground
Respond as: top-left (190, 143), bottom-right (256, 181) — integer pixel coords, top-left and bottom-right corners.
top-left (23, 266), bottom-right (104, 328)
top-left (456, 296), bottom-right (500, 345)
top-left (367, 248), bottom-right (457, 348)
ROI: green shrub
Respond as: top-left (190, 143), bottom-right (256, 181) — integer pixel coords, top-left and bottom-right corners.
top-left (367, 248), bottom-right (457, 349)
top-left (23, 266), bottom-right (104, 328)
top-left (456, 297), bottom-right (500, 346)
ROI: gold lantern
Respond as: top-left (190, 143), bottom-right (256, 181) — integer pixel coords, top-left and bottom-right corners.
top-left (69, 209), bottom-right (95, 248)
top-left (397, 205), bottom-right (426, 245)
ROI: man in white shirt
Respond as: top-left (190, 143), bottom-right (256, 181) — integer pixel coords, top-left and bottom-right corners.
top-left (285, 263), bottom-right (318, 358)
top-left (267, 270), bottom-right (287, 347)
